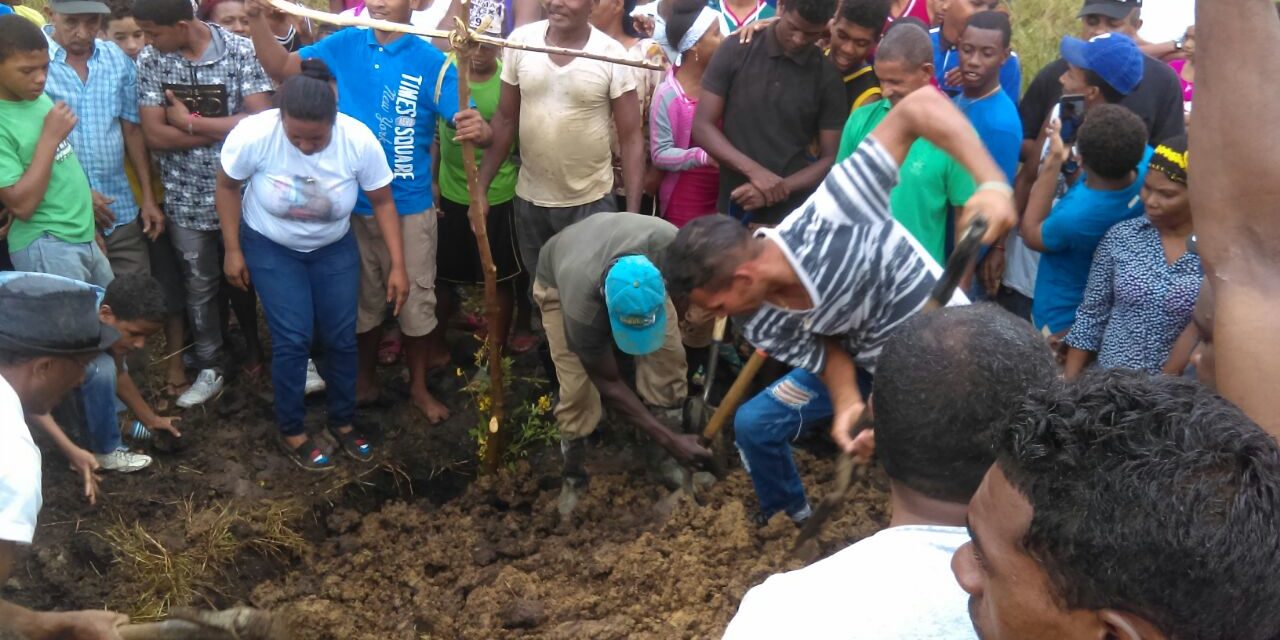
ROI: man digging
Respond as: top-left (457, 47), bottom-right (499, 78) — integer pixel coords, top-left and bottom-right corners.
top-left (534, 212), bottom-right (712, 515)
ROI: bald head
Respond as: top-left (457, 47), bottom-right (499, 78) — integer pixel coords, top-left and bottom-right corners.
top-left (877, 20), bottom-right (934, 67)
top-left (873, 21), bottom-right (935, 104)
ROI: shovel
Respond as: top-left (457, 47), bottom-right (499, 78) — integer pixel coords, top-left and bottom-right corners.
top-left (791, 217), bottom-right (990, 555)
top-left (685, 316), bottom-right (729, 438)
top-left (118, 607), bottom-right (290, 640)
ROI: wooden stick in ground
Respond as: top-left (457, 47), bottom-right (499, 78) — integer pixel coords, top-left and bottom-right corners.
top-left (452, 5), bottom-right (507, 472)
top-left (266, 0), bottom-right (663, 70)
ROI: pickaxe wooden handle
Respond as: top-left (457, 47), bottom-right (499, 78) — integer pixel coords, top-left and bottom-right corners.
top-left (117, 607), bottom-right (287, 640)
top-left (701, 349), bottom-right (768, 443)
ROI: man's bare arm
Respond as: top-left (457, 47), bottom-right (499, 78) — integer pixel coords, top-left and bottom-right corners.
top-left (611, 89), bottom-right (645, 213)
top-left (869, 86), bottom-right (1016, 244)
top-left (1193, 0), bottom-right (1280, 435)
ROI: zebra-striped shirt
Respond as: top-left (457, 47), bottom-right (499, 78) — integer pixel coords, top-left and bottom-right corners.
top-left (742, 137), bottom-right (965, 375)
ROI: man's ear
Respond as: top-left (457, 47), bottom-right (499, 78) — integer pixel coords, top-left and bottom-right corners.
top-left (98, 304), bottom-right (115, 325)
top-left (43, 5), bottom-right (54, 19)
top-left (1098, 609), bottom-right (1165, 640)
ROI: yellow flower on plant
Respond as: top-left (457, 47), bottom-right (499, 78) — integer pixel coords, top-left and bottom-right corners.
top-left (535, 395), bottom-right (552, 414)
top-left (456, 368), bottom-right (464, 378)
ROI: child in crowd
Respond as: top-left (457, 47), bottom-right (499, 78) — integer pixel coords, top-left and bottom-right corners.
top-left (649, 0), bottom-right (722, 228)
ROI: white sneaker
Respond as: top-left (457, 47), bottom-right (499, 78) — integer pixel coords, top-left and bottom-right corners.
top-left (95, 447), bottom-right (153, 473)
top-left (304, 359), bottom-right (326, 395)
top-left (177, 369), bottom-right (224, 408)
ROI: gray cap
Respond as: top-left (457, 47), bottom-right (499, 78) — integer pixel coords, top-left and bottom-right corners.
top-left (0, 273), bottom-right (118, 357)
top-left (47, 0), bottom-right (111, 14)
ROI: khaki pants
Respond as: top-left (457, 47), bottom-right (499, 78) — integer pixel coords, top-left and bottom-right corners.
top-left (105, 218), bottom-right (150, 276)
top-left (353, 211), bottom-right (438, 337)
top-left (680, 303), bottom-right (716, 349)
top-left (534, 281), bottom-right (687, 441)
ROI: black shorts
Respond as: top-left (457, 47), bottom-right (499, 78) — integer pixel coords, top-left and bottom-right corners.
top-left (437, 196), bottom-right (523, 284)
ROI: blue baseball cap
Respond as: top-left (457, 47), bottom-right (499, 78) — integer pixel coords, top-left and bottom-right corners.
top-left (604, 255), bottom-right (667, 356)
top-left (1060, 32), bottom-right (1144, 95)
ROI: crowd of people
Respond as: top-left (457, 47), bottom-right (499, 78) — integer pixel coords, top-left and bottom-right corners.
top-left (3, 0), bottom-right (1280, 635)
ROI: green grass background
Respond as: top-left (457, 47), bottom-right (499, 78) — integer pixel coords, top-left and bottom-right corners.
top-left (19, 0), bottom-right (1079, 88)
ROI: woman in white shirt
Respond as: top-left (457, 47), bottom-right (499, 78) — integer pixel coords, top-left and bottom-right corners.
top-left (216, 60), bottom-right (409, 471)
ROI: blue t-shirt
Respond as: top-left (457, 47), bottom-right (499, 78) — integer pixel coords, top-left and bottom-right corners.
top-left (930, 28), bottom-right (1021, 103)
top-left (954, 91), bottom-right (1021, 181)
top-left (300, 28), bottom-right (458, 216)
top-left (1031, 146), bottom-right (1154, 333)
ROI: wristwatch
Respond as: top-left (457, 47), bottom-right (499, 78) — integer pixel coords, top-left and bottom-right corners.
top-left (1174, 36), bottom-right (1185, 51)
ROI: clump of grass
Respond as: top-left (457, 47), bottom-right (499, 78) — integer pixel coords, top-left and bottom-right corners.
top-left (98, 498), bottom-right (305, 621)
top-left (1011, 0), bottom-right (1082, 90)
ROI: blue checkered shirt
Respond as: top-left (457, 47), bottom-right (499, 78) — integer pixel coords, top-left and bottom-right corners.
top-left (42, 31), bottom-right (141, 234)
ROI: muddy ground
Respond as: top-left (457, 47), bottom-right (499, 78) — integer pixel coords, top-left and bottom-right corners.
top-left (6, 326), bottom-right (890, 639)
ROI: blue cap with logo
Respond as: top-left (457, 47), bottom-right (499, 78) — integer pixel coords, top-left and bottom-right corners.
top-left (605, 255), bottom-right (667, 356)
top-left (1060, 32), bottom-right (1144, 95)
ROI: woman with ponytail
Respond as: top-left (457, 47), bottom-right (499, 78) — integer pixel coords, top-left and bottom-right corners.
top-left (216, 59), bottom-right (409, 471)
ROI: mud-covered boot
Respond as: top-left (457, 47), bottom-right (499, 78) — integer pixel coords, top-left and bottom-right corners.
top-left (558, 438), bottom-right (589, 516)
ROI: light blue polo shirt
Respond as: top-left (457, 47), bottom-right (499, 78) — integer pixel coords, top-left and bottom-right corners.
top-left (300, 27), bottom-right (458, 216)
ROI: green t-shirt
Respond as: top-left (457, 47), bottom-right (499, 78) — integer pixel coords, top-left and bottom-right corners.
top-left (0, 95), bottom-right (95, 252)
top-left (836, 99), bottom-right (975, 263)
top-left (436, 59), bottom-right (518, 205)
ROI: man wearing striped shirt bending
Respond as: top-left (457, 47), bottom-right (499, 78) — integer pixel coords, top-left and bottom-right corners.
top-left (663, 86), bottom-right (1014, 524)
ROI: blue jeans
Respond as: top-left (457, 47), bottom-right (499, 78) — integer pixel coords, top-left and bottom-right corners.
top-left (79, 353), bottom-right (123, 454)
top-left (10, 232), bottom-right (114, 288)
top-left (734, 367), bottom-right (873, 518)
top-left (241, 225), bottom-right (359, 436)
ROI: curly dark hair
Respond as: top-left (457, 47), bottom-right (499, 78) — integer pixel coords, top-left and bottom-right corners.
top-left (997, 369), bottom-right (1280, 640)
top-left (874, 304), bottom-right (1057, 503)
top-left (103, 274), bottom-right (168, 324)
top-left (784, 0), bottom-right (838, 26)
top-left (838, 0), bottom-right (892, 38)
top-left (1076, 104), bottom-right (1148, 180)
top-left (662, 214), bottom-right (757, 302)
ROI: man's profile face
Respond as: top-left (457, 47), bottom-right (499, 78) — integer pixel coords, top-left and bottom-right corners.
top-left (957, 26), bottom-right (1007, 92)
top-left (775, 7), bottom-right (828, 56)
top-left (827, 17), bottom-right (877, 71)
top-left (874, 58), bottom-right (933, 105)
top-left (1058, 63), bottom-right (1089, 98)
top-left (1081, 11), bottom-right (1136, 39)
top-left (47, 11), bottom-right (104, 57)
top-left (24, 354), bottom-right (94, 415)
top-left (687, 274), bottom-right (767, 318)
top-left (951, 466), bottom-right (1101, 639)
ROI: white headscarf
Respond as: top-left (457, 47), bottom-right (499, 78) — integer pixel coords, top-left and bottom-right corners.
top-left (632, 1), bottom-right (720, 66)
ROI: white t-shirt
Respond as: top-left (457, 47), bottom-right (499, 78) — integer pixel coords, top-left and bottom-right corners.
top-left (221, 110), bottom-right (394, 252)
top-left (501, 22), bottom-right (638, 207)
top-left (724, 525), bottom-right (977, 640)
top-left (0, 375), bottom-right (42, 545)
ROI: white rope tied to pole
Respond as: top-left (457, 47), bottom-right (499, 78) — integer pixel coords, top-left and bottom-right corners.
top-left (266, 0), bottom-right (664, 70)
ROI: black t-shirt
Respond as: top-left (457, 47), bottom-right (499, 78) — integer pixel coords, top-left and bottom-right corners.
top-left (701, 24), bottom-right (846, 226)
top-left (1018, 56), bottom-right (1186, 145)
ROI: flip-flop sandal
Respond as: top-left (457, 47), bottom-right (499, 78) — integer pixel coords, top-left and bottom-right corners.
top-left (328, 426), bottom-right (375, 462)
top-left (241, 362), bottom-right (266, 383)
top-left (508, 332), bottom-right (541, 355)
top-left (278, 434), bottom-right (336, 472)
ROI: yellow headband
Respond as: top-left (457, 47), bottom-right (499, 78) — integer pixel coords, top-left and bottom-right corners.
top-left (1154, 144), bottom-right (1189, 171)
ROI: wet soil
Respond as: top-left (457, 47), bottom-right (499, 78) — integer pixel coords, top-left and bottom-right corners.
top-left (5, 329), bottom-right (890, 638)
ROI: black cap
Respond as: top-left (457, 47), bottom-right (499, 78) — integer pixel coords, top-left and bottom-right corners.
top-left (1078, 0), bottom-right (1141, 19)
top-left (0, 273), bottom-right (118, 357)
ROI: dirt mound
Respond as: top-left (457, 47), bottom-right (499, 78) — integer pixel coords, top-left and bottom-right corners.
top-left (253, 451), bottom-right (889, 639)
